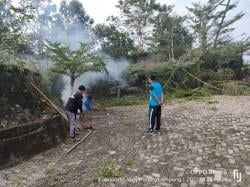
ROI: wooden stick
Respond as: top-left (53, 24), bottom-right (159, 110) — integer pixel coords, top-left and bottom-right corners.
top-left (66, 130), bottom-right (92, 154)
top-left (31, 82), bottom-right (68, 121)
top-left (31, 82), bottom-right (93, 153)
top-left (182, 69), bottom-right (223, 91)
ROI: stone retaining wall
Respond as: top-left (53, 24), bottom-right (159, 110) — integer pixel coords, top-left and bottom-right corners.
top-left (0, 115), bottom-right (66, 169)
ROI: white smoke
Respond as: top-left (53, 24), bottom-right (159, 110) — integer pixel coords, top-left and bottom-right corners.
top-left (52, 21), bottom-right (130, 104)
top-left (61, 57), bottom-right (129, 104)
top-left (20, 1), bottom-right (130, 104)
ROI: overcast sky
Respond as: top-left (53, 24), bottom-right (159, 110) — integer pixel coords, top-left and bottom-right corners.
top-left (52, 0), bottom-right (250, 39)
top-left (13, 0), bottom-right (250, 40)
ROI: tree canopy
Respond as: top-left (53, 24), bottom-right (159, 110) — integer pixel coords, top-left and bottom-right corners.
top-left (46, 41), bottom-right (107, 91)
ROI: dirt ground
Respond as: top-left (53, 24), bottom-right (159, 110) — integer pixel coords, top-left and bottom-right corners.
top-left (0, 96), bottom-right (250, 187)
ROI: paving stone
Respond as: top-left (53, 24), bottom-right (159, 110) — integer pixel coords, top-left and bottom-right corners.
top-left (151, 173), bottom-right (161, 178)
top-left (0, 96), bottom-right (249, 187)
top-left (181, 183), bottom-right (188, 187)
top-left (213, 184), bottom-right (221, 187)
top-left (244, 166), bottom-right (250, 175)
top-left (159, 182), bottom-right (172, 187)
top-left (228, 159), bottom-right (235, 164)
top-left (109, 151), bottom-right (116, 155)
top-left (189, 180), bottom-right (197, 187)
top-left (214, 172), bottom-right (222, 182)
top-left (196, 157), bottom-right (202, 162)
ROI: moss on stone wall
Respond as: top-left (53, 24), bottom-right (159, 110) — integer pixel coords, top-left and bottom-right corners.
top-left (0, 64), bottom-right (54, 128)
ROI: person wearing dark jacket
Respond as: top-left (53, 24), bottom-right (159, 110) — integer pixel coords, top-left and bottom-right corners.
top-left (65, 85), bottom-right (86, 142)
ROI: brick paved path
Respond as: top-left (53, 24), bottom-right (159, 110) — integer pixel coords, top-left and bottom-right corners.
top-left (0, 96), bottom-right (250, 187)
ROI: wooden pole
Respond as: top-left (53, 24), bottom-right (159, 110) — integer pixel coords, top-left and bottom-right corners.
top-left (66, 130), bottom-right (92, 154)
top-left (181, 69), bottom-right (223, 91)
top-left (31, 82), bottom-right (68, 121)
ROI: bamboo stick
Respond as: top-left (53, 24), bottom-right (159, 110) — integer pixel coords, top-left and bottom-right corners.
top-left (182, 69), bottom-right (224, 91)
top-left (66, 130), bottom-right (92, 154)
top-left (31, 82), bottom-right (68, 121)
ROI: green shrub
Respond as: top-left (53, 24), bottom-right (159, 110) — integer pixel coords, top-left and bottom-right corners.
top-left (41, 70), bottom-right (65, 98)
top-left (89, 78), bottom-right (120, 99)
top-left (173, 89), bottom-right (193, 98)
top-left (173, 87), bottom-right (212, 99)
top-left (123, 62), bottom-right (197, 89)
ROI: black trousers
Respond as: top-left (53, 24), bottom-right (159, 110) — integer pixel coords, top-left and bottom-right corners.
top-left (148, 105), bottom-right (161, 130)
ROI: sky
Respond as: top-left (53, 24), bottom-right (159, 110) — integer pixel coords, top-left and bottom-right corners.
top-left (12, 0), bottom-right (250, 40)
top-left (52, 0), bottom-right (250, 40)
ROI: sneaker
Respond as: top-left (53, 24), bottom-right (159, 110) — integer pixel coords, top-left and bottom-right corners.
top-left (147, 129), bottom-right (152, 133)
top-left (70, 137), bottom-right (81, 143)
top-left (75, 137), bottom-right (81, 141)
top-left (70, 137), bottom-right (76, 143)
top-left (147, 129), bottom-right (154, 134)
top-left (156, 129), bottom-right (161, 133)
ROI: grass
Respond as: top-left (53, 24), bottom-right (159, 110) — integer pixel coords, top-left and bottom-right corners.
top-left (209, 106), bottom-right (218, 112)
top-left (99, 92), bottom-right (212, 108)
top-left (0, 122), bottom-right (5, 129)
top-left (9, 159), bottom-right (20, 167)
top-left (98, 84), bottom-right (249, 108)
top-left (223, 81), bottom-right (250, 96)
top-left (99, 96), bottom-right (147, 107)
top-left (120, 118), bottom-right (132, 125)
top-left (94, 162), bottom-right (125, 182)
top-left (126, 160), bottom-right (135, 167)
top-left (207, 100), bottom-right (219, 104)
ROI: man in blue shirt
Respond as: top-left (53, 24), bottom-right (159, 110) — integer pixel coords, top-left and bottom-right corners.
top-left (148, 75), bottom-right (163, 133)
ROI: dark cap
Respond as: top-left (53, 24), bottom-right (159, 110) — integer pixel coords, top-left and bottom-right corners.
top-left (78, 85), bottom-right (86, 91)
top-left (149, 75), bottom-right (156, 81)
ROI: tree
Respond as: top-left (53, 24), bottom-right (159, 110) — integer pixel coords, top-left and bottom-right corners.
top-left (186, 0), bottom-right (244, 72)
top-left (150, 10), bottom-right (193, 62)
top-left (187, 0), bottom-right (244, 49)
top-left (20, 0), bottom-right (58, 55)
top-left (114, 0), bottom-right (161, 51)
top-left (58, 0), bottom-right (94, 47)
top-left (186, 0), bottom-right (218, 56)
top-left (59, 0), bottom-right (94, 26)
top-left (0, 0), bottom-right (33, 63)
top-left (46, 41), bottom-right (107, 91)
top-left (27, 0), bottom-right (94, 56)
top-left (94, 24), bottom-right (135, 58)
top-left (212, 0), bottom-right (244, 47)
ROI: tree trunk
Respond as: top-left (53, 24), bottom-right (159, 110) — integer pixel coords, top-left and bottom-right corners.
top-left (70, 77), bottom-right (75, 94)
top-left (196, 61), bottom-right (201, 87)
top-left (213, 0), bottom-right (231, 48)
top-left (171, 27), bottom-right (175, 62)
top-left (117, 88), bottom-right (120, 98)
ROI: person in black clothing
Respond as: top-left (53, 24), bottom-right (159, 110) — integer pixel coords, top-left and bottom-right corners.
top-left (65, 85), bottom-right (86, 142)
